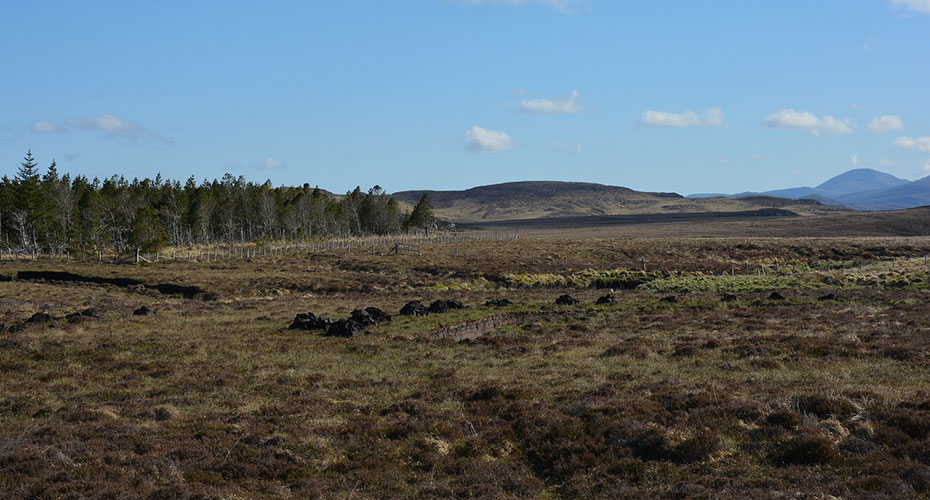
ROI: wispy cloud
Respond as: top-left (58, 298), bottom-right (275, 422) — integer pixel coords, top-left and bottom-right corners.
top-left (850, 154), bottom-right (860, 166)
top-left (66, 113), bottom-right (174, 145)
top-left (868, 115), bottom-right (904, 133)
top-left (464, 126), bottom-right (514, 154)
top-left (762, 109), bottom-right (854, 136)
top-left (551, 139), bottom-right (582, 154)
top-left (257, 157), bottom-right (285, 170)
top-left (638, 108), bottom-right (724, 128)
top-left (463, 0), bottom-right (586, 14)
top-left (893, 136), bottom-right (930, 153)
top-left (29, 120), bottom-right (67, 134)
top-left (518, 90), bottom-right (580, 114)
top-left (890, 0), bottom-right (930, 15)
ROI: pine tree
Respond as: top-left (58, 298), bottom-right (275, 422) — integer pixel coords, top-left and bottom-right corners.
top-left (407, 194), bottom-right (433, 236)
top-left (14, 150), bottom-right (42, 249)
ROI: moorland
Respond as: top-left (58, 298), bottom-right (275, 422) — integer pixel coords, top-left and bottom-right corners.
top-left (4, 210), bottom-right (930, 499)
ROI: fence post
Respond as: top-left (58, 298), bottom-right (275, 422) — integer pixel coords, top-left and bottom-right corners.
top-left (641, 258), bottom-right (646, 271)
top-left (135, 248), bottom-right (140, 264)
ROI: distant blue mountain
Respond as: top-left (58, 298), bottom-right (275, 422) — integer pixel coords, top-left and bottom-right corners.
top-left (763, 187), bottom-right (819, 199)
top-left (838, 174), bottom-right (930, 210)
top-left (815, 168), bottom-right (909, 198)
top-left (687, 168), bottom-right (923, 210)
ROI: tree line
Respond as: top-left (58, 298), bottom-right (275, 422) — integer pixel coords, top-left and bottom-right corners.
top-left (0, 151), bottom-right (434, 254)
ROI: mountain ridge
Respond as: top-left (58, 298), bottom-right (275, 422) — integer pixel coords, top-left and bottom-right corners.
top-left (686, 168), bottom-right (927, 211)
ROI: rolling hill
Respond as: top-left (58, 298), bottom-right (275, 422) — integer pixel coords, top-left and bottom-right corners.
top-left (392, 181), bottom-right (847, 222)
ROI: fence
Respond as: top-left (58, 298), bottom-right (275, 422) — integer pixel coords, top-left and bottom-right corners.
top-left (1, 231), bottom-right (928, 279)
top-left (0, 230), bottom-right (520, 263)
top-left (390, 243), bottom-right (421, 255)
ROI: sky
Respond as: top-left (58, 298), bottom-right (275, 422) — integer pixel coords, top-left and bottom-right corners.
top-left (1, 0), bottom-right (928, 195)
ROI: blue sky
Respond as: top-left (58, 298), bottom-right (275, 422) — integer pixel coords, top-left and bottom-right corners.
top-left (1, 0), bottom-right (928, 195)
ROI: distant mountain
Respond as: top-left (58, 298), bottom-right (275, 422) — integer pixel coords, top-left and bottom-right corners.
top-left (762, 187), bottom-right (819, 199)
top-left (816, 169), bottom-right (909, 198)
top-left (392, 181), bottom-right (847, 222)
top-left (838, 175), bottom-right (930, 210)
top-left (686, 169), bottom-right (918, 211)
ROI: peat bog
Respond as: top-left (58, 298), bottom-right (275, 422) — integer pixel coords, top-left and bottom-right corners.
top-left (3, 235), bottom-right (930, 498)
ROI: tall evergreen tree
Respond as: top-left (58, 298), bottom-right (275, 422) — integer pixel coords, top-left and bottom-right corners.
top-left (407, 194), bottom-right (434, 235)
top-left (13, 150), bottom-right (42, 249)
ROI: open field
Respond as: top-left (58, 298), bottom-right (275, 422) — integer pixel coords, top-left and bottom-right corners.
top-left (461, 206), bottom-right (930, 239)
top-left (4, 231), bottom-right (930, 498)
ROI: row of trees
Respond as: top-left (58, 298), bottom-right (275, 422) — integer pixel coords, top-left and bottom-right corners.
top-left (0, 151), bottom-right (434, 253)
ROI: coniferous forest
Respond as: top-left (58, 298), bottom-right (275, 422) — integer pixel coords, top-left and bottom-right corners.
top-left (0, 151), bottom-right (433, 254)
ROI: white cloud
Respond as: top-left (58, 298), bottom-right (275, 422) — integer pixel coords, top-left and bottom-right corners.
top-left (551, 139), bottom-right (582, 154)
top-left (924, 159), bottom-right (930, 174)
top-left (29, 120), bottom-right (66, 134)
top-left (257, 157), bottom-right (285, 170)
top-left (762, 109), bottom-right (854, 136)
top-left (638, 107), bottom-right (724, 128)
top-left (790, 169), bottom-right (803, 176)
top-left (463, 0), bottom-right (586, 14)
top-left (751, 153), bottom-right (765, 162)
top-left (518, 90), bottom-right (580, 114)
top-left (880, 159), bottom-right (895, 167)
top-left (850, 154), bottom-right (860, 166)
top-left (890, 0), bottom-right (930, 14)
top-left (868, 115), bottom-right (904, 133)
top-left (66, 113), bottom-right (173, 145)
top-left (464, 126), bottom-right (514, 154)
top-left (893, 136), bottom-right (930, 153)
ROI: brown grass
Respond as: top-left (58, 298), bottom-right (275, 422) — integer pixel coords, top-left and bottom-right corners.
top-left (2, 235), bottom-right (930, 498)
